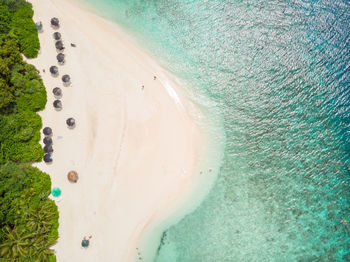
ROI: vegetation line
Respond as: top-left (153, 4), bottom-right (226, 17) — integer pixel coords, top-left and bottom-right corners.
top-left (0, 0), bottom-right (59, 261)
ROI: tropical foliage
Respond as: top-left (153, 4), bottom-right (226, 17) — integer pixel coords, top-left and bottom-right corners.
top-left (11, 2), bottom-right (40, 58)
top-left (0, 1), bottom-right (58, 261)
top-left (0, 164), bottom-right (58, 261)
top-left (0, 5), bottom-right (46, 164)
top-left (0, 0), bottom-right (40, 57)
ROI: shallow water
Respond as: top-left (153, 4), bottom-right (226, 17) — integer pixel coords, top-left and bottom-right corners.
top-left (82, 0), bottom-right (350, 260)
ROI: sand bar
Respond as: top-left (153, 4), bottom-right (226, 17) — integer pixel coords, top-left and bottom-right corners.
top-left (29, 0), bottom-right (207, 261)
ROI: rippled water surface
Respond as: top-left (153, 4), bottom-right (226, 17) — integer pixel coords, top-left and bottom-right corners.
top-left (82, 0), bottom-right (350, 260)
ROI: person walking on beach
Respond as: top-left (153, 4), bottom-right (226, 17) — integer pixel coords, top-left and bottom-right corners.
top-left (81, 235), bottom-right (92, 248)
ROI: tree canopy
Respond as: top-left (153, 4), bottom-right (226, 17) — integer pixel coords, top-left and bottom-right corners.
top-left (0, 1), bottom-right (58, 261)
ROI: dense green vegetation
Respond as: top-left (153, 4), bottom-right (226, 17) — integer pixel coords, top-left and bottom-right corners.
top-left (0, 1), bottom-right (58, 261)
top-left (0, 0), bottom-right (40, 57)
top-left (0, 164), bottom-right (58, 261)
top-left (11, 3), bottom-right (40, 58)
top-left (0, 38), bottom-right (46, 163)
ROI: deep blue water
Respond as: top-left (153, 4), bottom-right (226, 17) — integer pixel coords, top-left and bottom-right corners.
top-left (82, 0), bottom-right (350, 260)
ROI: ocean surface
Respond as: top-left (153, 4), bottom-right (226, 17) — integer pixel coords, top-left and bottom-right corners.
top-left (81, 0), bottom-right (350, 261)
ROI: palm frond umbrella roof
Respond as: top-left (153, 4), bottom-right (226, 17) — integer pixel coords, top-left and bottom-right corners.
top-left (51, 17), bottom-right (59, 27)
top-left (43, 127), bottom-right (52, 136)
top-left (66, 117), bottom-right (75, 127)
top-left (55, 41), bottom-right (64, 50)
top-left (53, 32), bottom-right (61, 41)
top-left (49, 66), bottom-right (58, 75)
top-left (67, 171), bottom-right (79, 183)
top-left (43, 137), bottom-right (52, 145)
top-left (43, 154), bottom-right (53, 163)
top-left (53, 87), bottom-right (62, 97)
top-left (53, 100), bottom-right (62, 109)
top-left (56, 53), bottom-right (65, 63)
top-left (44, 145), bottom-right (54, 153)
top-left (62, 74), bottom-right (70, 83)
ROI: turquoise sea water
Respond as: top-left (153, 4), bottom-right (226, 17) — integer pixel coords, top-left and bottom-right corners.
top-left (81, 0), bottom-right (350, 261)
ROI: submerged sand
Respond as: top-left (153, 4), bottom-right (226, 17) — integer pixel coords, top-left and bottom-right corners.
top-left (29, 0), bottom-right (206, 261)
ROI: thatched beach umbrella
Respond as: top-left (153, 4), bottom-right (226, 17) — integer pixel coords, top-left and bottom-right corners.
top-left (67, 171), bottom-right (79, 183)
top-left (51, 17), bottom-right (59, 28)
top-left (44, 145), bottom-right (54, 153)
top-left (52, 87), bottom-right (62, 98)
top-left (53, 32), bottom-right (61, 41)
top-left (43, 153), bottom-right (52, 163)
top-left (43, 127), bottom-right (52, 136)
top-left (53, 87), bottom-right (62, 98)
top-left (56, 53), bottom-right (65, 64)
top-left (43, 137), bottom-right (52, 145)
top-left (53, 100), bottom-right (62, 110)
top-left (51, 187), bottom-right (61, 197)
top-left (62, 74), bottom-right (71, 85)
top-left (55, 41), bottom-right (64, 51)
top-left (66, 117), bottom-right (75, 127)
top-left (49, 66), bottom-right (58, 75)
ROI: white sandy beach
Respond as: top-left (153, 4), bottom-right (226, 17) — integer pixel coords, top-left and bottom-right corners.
top-left (29, 0), bottom-right (207, 261)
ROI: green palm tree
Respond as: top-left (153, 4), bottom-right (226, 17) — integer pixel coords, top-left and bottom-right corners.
top-left (25, 204), bottom-right (57, 260)
top-left (0, 226), bottom-right (33, 259)
top-left (27, 202), bottom-right (56, 234)
top-left (29, 233), bottom-right (56, 261)
top-left (33, 246), bottom-right (55, 261)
